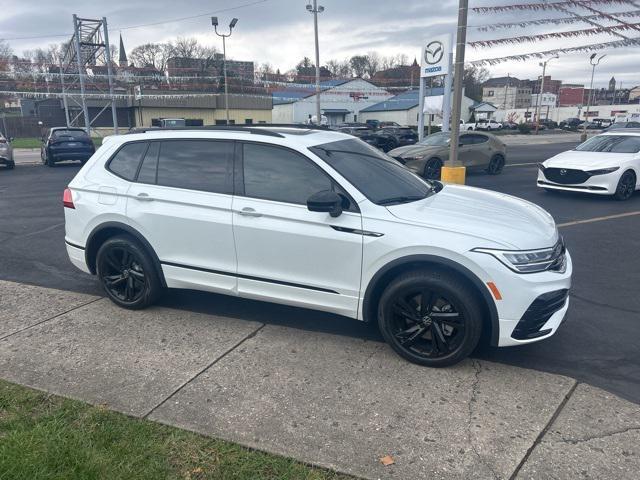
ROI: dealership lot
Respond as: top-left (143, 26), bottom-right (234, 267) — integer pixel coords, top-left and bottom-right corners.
top-left (1, 139), bottom-right (639, 477)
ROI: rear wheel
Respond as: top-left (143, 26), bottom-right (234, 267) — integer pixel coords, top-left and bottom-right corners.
top-left (486, 154), bottom-right (505, 175)
top-left (378, 269), bottom-right (483, 367)
top-left (44, 150), bottom-right (55, 167)
top-left (614, 170), bottom-right (636, 201)
top-left (423, 158), bottom-right (443, 180)
top-left (96, 235), bottom-right (162, 309)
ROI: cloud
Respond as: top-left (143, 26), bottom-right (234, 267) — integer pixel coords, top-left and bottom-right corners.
top-left (1, 0), bottom-right (638, 87)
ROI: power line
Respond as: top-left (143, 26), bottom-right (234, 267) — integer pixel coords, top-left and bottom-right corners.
top-left (0, 0), bottom-right (268, 42)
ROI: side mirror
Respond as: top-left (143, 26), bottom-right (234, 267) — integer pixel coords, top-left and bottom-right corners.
top-left (9, 137), bottom-right (14, 142)
top-left (307, 190), bottom-right (343, 218)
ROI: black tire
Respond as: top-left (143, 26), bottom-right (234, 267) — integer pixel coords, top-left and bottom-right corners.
top-left (613, 170), bottom-right (636, 201)
top-left (6, 162), bottom-right (14, 170)
top-left (377, 269), bottom-right (483, 367)
top-left (96, 234), bottom-right (162, 309)
top-left (486, 154), bottom-right (505, 175)
top-left (44, 149), bottom-right (55, 167)
top-left (423, 158), bottom-right (443, 180)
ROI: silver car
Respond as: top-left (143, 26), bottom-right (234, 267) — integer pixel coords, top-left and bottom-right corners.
top-left (0, 133), bottom-right (14, 169)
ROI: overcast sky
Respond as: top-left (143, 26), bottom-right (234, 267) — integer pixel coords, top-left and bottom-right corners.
top-left (1, 0), bottom-right (639, 88)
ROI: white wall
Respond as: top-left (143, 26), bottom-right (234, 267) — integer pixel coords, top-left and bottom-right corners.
top-left (493, 103), bottom-right (640, 123)
top-left (272, 103), bottom-right (294, 123)
top-left (276, 79), bottom-right (392, 124)
top-left (359, 96), bottom-right (476, 127)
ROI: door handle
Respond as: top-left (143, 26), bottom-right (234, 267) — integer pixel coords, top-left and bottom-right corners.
top-left (136, 193), bottom-right (154, 201)
top-left (237, 207), bottom-right (262, 217)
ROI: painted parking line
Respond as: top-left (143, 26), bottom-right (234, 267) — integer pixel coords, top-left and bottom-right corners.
top-left (557, 210), bottom-right (640, 228)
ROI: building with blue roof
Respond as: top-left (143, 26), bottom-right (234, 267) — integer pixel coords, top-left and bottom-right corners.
top-left (359, 88), bottom-right (476, 126)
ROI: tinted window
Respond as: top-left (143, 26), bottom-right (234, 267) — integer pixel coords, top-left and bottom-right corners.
top-left (309, 139), bottom-right (433, 205)
top-left (137, 142), bottom-right (159, 184)
top-left (459, 135), bottom-right (475, 146)
top-left (470, 134), bottom-right (489, 144)
top-left (243, 143), bottom-right (332, 205)
top-left (575, 135), bottom-right (640, 153)
top-left (156, 140), bottom-right (233, 193)
top-left (108, 142), bottom-right (148, 181)
top-left (52, 129), bottom-right (89, 139)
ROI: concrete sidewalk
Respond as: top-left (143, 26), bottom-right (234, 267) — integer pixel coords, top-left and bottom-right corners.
top-left (0, 279), bottom-right (637, 479)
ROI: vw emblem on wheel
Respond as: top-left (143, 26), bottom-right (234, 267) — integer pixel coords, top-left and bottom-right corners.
top-left (424, 41), bottom-right (444, 65)
top-left (560, 169), bottom-right (567, 175)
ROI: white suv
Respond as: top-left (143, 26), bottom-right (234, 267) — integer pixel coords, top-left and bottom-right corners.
top-left (64, 126), bottom-right (572, 367)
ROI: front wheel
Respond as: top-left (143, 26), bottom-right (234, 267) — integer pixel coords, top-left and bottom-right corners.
top-left (423, 158), bottom-right (443, 180)
top-left (486, 154), bottom-right (505, 175)
top-left (96, 235), bottom-right (162, 309)
top-left (378, 269), bottom-right (483, 367)
top-left (613, 170), bottom-right (636, 201)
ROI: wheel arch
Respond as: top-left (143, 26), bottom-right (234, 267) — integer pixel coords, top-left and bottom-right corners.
top-left (85, 221), bottom-right (167, 288)
top-left (362, 254), bottom-right (500, 346)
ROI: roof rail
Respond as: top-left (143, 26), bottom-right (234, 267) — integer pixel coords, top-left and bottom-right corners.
top-left (126, 125), bottom-right (285, 138)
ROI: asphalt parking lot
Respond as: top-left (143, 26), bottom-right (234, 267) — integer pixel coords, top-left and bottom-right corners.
top-left (1, 141), bottom-right (639, 406)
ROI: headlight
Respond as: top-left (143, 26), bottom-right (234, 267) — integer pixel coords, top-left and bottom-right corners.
top-left (587, 167), bottom-right (619, 176)
top-left (537, 163), bottom-right (546, 171)
top-left (403, 156), bottom-right (424, 163)
top-left (472, 239), bottom-right (566, 274)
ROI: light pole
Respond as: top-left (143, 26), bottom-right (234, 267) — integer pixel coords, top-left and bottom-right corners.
top-left (534, 54), bottom-right (558, 135)
top-left (212, 16), bottom-right (238, 124)
top-left (582, 53), bottom-right (606, 142)
top-left (306, 1), bottom-right (324, 125)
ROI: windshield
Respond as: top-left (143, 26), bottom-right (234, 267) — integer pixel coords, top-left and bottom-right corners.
top-left (52, 129), bottom-right (89, 139)
top-left (309, 139), bottom-right (437, 205)
top-left (575, 135), bottom-right (640, 153)
top-left (418, 132), bottom-right (450, 146)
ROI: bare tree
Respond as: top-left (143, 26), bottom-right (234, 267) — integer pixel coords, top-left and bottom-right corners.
top-left (349, 55), bottom-right (368, 78)
top-left (365, 51), bottom-right (380, 78)
top-left (170, 37), bottom-right (200, 58)
top-left (0, 39), bottom-right (13, 60)
top-left (130, 43), bottom-right (172, 71)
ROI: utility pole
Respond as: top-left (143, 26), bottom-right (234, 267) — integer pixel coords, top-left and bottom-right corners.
top-left (102, 18), bottom-right (119, 134)
top-left (307, 1), bottom-right (324, 125)
top-left (445, 0), bottom-right (468, 185)
top-left (582, 53), bottom-right (606, 142)
top-left (534, 54), bottom-right (558, 135)
top-left (212, 16), bottom-right (238, 124)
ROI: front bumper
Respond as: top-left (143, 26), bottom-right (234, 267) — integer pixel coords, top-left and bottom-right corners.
top-left (0, 155), bottom-right (13, 165)
top-left (471, 249), bottom-right (573, 347)
top-left (537, 170), bottom-right (617, 195)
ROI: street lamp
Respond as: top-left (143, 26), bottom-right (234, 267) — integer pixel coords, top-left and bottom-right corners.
top-left (534, 53), bottom-right (558, 135)
top-left (212, 16), bottom-right (238, 124)
top-left (582, 53), bottom-right (606, 142)
top-left (306, 1), bottom-right (324, 125)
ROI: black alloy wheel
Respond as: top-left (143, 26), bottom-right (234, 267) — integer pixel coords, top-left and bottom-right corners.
top-left (614, 170), bottom-right (636, 201)
top-left (378, 270), bottom-right (483, 367)
top-left (486, 154), bottom-right (505, 175)
top-left (96, 235), bottom-right (161, 309)
top-left (423, 158), bottom-right (443, 180)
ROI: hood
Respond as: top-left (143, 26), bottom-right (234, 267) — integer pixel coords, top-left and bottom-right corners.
top-left (386, 184), bottom-right (558, 250)
top-left (544, 150), bottom-right (635, 169)
top-left (388, 144), bottom-right (444, 158)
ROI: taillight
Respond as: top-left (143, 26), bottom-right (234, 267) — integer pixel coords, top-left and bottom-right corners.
top-left (0, 139), bottom-right (6, 144)
top-left (63, 188), bottom-right (75, 209)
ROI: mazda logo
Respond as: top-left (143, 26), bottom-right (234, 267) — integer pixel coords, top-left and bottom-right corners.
top-left (424, 41), bottom-right (444, 65)
top-left (560, 169), bottom-right (567, 175)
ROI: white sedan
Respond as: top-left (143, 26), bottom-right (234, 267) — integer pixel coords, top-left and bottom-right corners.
top-left (537, 131), bottom-right (640, 201)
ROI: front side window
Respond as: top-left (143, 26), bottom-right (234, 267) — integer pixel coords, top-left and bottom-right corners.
top-left (310, 139), bottom-right (435, 205)
top-left (575, 135), bottom-right (640, 154)
top-left (156, 140), bottom-right (233, 193)
top-left (242, 143), bottom-right (333, 205)
top-left (108, 142), bottom-right (148, 181)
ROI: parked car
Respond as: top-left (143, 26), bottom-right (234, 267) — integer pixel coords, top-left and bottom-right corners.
top-left (41, 127), bottom-right (96, 167)
top-left (389, 131), bottom-right (507, 179)
top-left (475, 119), bottom-right (502, 131)
top-left (539, 119), bottom-right (558, 129)
top-left (365, 119), bottom-right (380, 129)
top-left (502, 121), bottom-right (519, 130)
top-left (525, 122), bottom-right (547, 131)
top-left (0, 133), bottom-right (14, 169)
top-left (578, 121), bottom-right (602, 130)
top-left (377, 121), bottom-right (401, 128)
top-left (604, 121), bottom-right (640, 131)
top-left (593, 118), bottom-right (612, 129)
top-left (378, 126), bottom-right (418, 148)
top-left (559, 118), bottom-right (582, 130)
top-left (537, 130), bottom-right (640, 201)
top-left (337, 126), bottom-right (395, 151)
top-left (64, 125), bottom-right (571, 367)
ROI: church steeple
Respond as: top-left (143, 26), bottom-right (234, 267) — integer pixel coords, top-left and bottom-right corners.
top-left (118, 34), bottom-right (128, 67)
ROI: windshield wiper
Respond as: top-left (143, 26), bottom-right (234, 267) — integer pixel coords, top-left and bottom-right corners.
top-left (377, 195), bottom-right (427, 205)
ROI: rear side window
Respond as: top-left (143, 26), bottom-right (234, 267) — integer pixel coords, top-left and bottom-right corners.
top-left (108, 142), bottom-right (148, 181)
top-left (137, 142), bottom-right (159, 184)
top-left (156, 140), bottom-right (233, 194)
top-left (242, 143), bottom-right (332, 205)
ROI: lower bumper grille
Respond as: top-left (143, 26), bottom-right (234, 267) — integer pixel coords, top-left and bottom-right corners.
top-left (512, 289), bottom-right (569, 340)
top-left (543, 168), bottom-right (589, 184)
